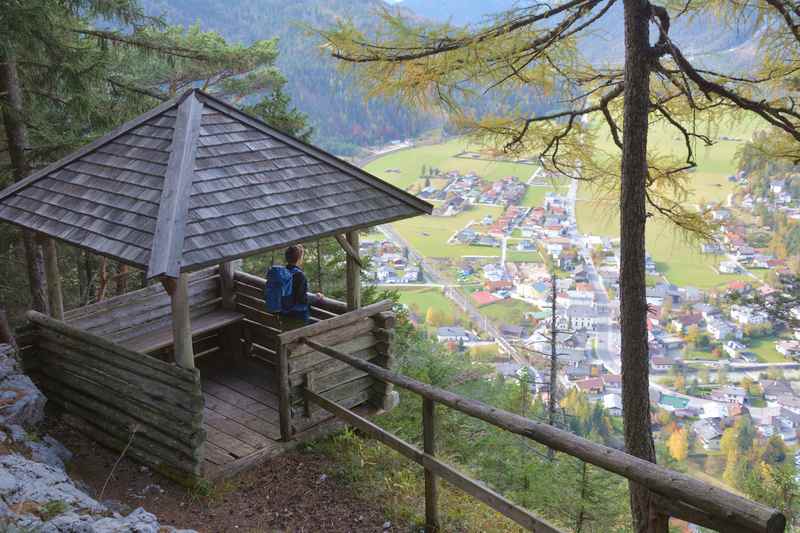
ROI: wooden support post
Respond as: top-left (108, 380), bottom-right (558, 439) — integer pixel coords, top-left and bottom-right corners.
top-left (423, 397), bottom-right (439, 532)
top-left (303, 372), bottom-right (314, 418)
top-left (278, 344), bottom-right (291, 441)
top-left (345, 231), bottom-right (361, 311)
top-left (219, 261), bottom-right (243, 361)
top-left (219, 261), bottom-right (236, 310)
top-left (164, 273), bottom-right (194, 369)
top-left (41, 237), bottom-right (63, 320)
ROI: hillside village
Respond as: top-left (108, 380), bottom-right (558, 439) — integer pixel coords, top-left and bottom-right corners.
top-left (364, 160), bottom-right (800, 474)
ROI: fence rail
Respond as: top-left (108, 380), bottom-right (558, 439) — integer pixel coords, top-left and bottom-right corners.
top-left (300, 337), bottom-right (785, 533)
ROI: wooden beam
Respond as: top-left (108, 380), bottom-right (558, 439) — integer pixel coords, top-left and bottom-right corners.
top-left (219, 261), bottom-right (236, 310)
top-left (305, 389), bottom-right (564, 533)
top-left (300, 338), bottom-right (784, 533)
top-left (147, 92), bottom-right (203, 279)
top-left (345, 231), bottom-right (360, 311)
top-left (334, 234), bottom-right (364, 269)
top-left (423, 398), bottom-right (439, 531)
top-left (277, 300), bottom-right (392, 344)
top-left (169, 273), bottom-right (194, 369)
top-left (277, 343), bottom-right (291, 441)
top-left (39, 237), bottom-right (63, 320)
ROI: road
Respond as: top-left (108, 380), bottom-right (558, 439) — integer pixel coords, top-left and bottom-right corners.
top-left (377, 225), bottom-right (525, 363)
top-left (564, 178), bottom-right (622, 374)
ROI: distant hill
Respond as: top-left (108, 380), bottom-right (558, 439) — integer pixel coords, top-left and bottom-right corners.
top-left (394, 0), bottom-right (760, 67)
top-left (140, 0), bottom-right (438, 154)
top-left (140, 1), bottom-right (759, 153)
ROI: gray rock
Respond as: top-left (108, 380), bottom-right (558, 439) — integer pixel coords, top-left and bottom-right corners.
top-left (0, 454), bottom-right (103, 512)
top-left (29, 435), bottom-right (73, 471)
top-left (0, 345), bottom-right (45, 428)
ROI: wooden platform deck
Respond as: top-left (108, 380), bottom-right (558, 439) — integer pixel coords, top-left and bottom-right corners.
top-left (198, 358), bottom-right (287, 479)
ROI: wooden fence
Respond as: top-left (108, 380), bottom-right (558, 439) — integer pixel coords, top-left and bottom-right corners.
top-left (300, 338), bottom-right (786, 533)
top-left (231, 271), bottom-right (396, 441)
top-left (26, 311), bottom-right (205, 482)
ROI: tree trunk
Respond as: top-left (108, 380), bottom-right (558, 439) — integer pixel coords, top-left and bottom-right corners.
top-left (620, 1), bottom-right (667, 532)
top-left (0, 56), bottom-right (48, 314)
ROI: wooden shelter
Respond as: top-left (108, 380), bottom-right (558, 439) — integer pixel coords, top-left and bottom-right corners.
top-left (0, 89), bottom-right (431, 481)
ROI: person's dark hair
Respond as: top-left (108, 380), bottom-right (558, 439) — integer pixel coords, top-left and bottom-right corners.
top-left (285, 244), bottom-right (304, 265)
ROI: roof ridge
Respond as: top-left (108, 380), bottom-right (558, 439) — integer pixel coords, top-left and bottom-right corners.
top-left (193, 90), bottom-right (433, 216)
top-left (0, 93), bottom-right (184, 204)
top-left (147, 92), bottom-right (204, 279)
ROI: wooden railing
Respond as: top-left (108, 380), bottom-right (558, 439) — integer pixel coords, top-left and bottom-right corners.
top-left (300, 338), bottom-right (786, 533)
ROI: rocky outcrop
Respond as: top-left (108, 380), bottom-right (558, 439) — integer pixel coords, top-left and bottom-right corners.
top-left (0, 343), bottom-right (196, 533)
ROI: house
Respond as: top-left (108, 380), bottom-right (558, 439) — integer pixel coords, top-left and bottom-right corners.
top-left (566, 305), bottom-right (597, 330)
top-left (436, 327), bottom-right (472, 343)
top-left (711, 386), bottom-right (747, 405)
top-left (693, 419), bottom-right (723, 451)
top-left (574, 377), bottom-right (604, 397)
top-left (670, 313), bottom-right (704, 334)
top-left (707, 317), bottom-right (735, 341)
top-left (658, 393), bottom-right (690, 411)
top-left (762, 380), bottom-right (793, 402)
top-left (603, 393), bottom-right (623, 416)
top-left (724, 340), bottom-right (748, 358)
top-left (650, 356), bottom-right (677, 372)
top-left (730, 304), bottom-right (768, 325)
top-left (719, 261), bottom-right (742, 274)
top-left (602, 374), bottom-right (622, 394)
top-left (776, 340), bottom-right (800, 359)
top-left (660, 336), bottom-right (686, 352)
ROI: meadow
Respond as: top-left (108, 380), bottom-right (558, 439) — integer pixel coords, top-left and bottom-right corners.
top-left (576, 117), bottom-right (765, 289)
top-left (366, 138), bottom-right (566, 260)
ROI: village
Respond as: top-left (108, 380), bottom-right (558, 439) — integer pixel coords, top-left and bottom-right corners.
top-left (360, 162), bottom-right (800, 473)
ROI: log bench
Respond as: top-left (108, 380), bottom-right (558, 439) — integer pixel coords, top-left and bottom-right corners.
top-left (118, 309), bottom-right (244, 355)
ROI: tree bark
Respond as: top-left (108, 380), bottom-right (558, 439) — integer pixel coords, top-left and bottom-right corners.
top-left (0, 56), bottom-right (48, 314)
top-left (621, 1), bottom-right (667, 532)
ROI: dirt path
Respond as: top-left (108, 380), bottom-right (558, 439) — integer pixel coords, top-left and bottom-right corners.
top-left (47, 414), bottom-right (406, 533)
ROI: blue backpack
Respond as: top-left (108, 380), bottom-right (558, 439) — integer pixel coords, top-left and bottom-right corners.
top-left (264, 266), bottom-right (297, 313)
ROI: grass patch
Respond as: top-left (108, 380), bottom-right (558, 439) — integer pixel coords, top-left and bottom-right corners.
top-left (480, 298), bottom-right (537, 326)
top-left (575, 118), bottom-right (768, 289)
top-left (390, 205), bottom-right (505, 258)
top-left (749, 337), bottom-right (787, 363)
top-left (397, 287), bottom-right (457, 325)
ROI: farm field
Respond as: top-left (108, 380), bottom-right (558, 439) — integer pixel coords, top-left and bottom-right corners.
top-left (364, 138), bottom-right (542, 190)
top-left (396, 287), bottom-right (456, 324)
top-left (366, 138), bottom-right (565, 259)
top-left (576, 118), bottom-right (765, 289)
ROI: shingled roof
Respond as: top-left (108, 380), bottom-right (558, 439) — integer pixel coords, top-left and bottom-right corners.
top-left (0, 89), bottom-right (431, 278)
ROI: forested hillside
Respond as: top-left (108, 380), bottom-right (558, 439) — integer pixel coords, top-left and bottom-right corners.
top-left (139, 0), bottom-right (558, 154)
top-left (139, 0), bottom-right (437, 154)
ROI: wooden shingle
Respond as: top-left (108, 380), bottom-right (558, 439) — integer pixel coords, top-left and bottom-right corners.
top-left (0, 89), bottom-right (432, 278)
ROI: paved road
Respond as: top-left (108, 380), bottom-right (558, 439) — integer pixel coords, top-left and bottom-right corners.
top-left (376, 225), bottom-right (525, 363)
top-left (565, 178), bottom-right (622, 374)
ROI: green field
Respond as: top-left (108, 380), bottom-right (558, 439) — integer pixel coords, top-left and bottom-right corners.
top-left (364, 138), bottom-right (542, 190)
top-left (749, 337), bottom-right (785, 363)
top-left (576, 118), bottom-right (767, 289)
top-left (396, 287), bottom-right (456, 323)
top-left (365, 138), bottom-right (566, 260)
top-left (480, 298), bottom-right (538, 326)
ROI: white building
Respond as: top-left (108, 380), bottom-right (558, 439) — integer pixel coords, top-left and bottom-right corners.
top-left (730, 304), bottom-right (768, 325)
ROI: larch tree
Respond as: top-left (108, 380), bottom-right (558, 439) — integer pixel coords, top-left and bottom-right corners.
top-left (318, 1), bottom-right (800, 530)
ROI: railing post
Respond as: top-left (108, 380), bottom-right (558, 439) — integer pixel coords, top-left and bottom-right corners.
top-left (278, 343), bottom-right (291, 441)
top-left (423, 397), bottom-right (439, 532)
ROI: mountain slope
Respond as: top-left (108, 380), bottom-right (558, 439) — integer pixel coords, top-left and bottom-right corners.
top-left (141, 0), bottom-right (437, 154)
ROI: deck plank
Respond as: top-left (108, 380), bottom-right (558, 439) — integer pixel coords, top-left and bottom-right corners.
top-left (204, 393), bottom-right (281, 439)
top-left (204, 408), bottom-right (272, 449)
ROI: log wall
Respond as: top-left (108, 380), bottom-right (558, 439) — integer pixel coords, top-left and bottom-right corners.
top-left (25, 311), bottom-right (205, 482)
top-left (64, 267), bottom-right (221, 348)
